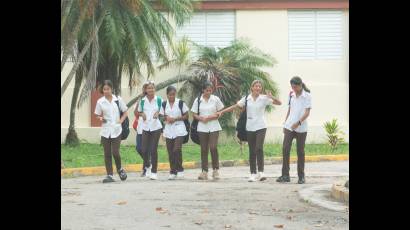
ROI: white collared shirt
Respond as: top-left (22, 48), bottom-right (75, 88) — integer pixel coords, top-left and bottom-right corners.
top-left (159, 98), bottom-right (189, 139)
top-left (191, 94), bottom-right (224, 133)
top-left (284, 90), bottom-right (312, 133)
top-left (94, 95), bottom-right (128, 138)
top-left (137, 95), bottom-right (163, 132)
top-left (237, 94), bottom-right (273, 132)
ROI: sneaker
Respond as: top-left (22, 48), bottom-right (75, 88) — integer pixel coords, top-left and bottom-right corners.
top-left (198, 171), bottom-right (208, 180)
top-left (176, 171), bottom-right (184, 179)
top-left (168, 174), bottom-right (177, 180)
top-left (212, 170), bottom-right (220, 180)
top-left (118, 168), bottom-right (127, 181)
top-left (102, 175), bottom-right (115, 183)
top-left (276, 175), bottom-right (290, 183)
top-left (150, 173), bottom-right (158, 180)
top-left (258, 172), bottom-right (267, 181)
top-left (248, 174), bottom-right (257, 182)
top-left (298, 177), bottom-right (305, 184)
top-left (145, 166), bottom-right (152, 178)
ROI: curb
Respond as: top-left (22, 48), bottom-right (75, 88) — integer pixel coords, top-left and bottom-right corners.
top-left (61, 154), bottom-right (348, 177)
top-left (331, 180), bottom-right (349, 203)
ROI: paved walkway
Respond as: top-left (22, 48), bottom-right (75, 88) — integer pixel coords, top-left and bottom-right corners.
top-left (62, 161), bottom-right (349, 230)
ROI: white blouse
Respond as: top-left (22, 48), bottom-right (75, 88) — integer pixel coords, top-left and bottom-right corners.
top-left (137, 95), bottom-right (163, 132)
top-left (94, 95), bottom-right (128, 139)
top-left (237, 94), bottom-right (273, 132)
top-left (159, 98), bottom-right (189, 139)
top-left (284, 90), bottom-right (312, 133)
top-left (191, 94), bottom-right (224, 133)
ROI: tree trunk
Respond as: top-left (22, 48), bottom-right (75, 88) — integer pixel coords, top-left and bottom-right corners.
top-left (61, 10), bottom-right (106, 98)
top-left (65, 69), bottom-right (82, 147)
top-left (126, 74), bottom-right (192, 107)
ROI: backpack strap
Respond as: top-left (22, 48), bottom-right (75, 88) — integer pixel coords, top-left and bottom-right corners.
top-left (245, 94), bottom-right (248, 109)
top-left (140, 98), bottom-right (145, 112)
top-left (161, 101), bottom-right (167, 116)
top-left (178, 100), bottom-right (184, 116)
top-left (197, 94), bottom-right (201, 115)
top-left (157, 96), bottom-right (162, 111)
top-left (288, 91), bottom-right (293, 106)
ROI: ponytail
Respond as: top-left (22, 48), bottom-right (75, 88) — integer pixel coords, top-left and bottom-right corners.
top-left (302, 83), bottom-right (310, 93)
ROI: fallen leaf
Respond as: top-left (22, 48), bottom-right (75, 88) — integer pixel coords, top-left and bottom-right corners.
top-left (288, 209), bottom-right (294, 213)
top-left (156, 207), bottom-right (163, 211)
top-left (195, 220), bottom-right (203, 225)
top-left (274, 224), bottom-right (284, 228)
top-left (286, 215), bottom-right (292, 220)
top-left (225, 224), bottom-right (232, 229)
top-left (155, 207), bottom-right (168, 214)
top-left (272, 208), bottom-right (278, 212)
top-left (249, 210), bottom-right (258, 215)
top-left (117, 201), bottom-right (127, 205)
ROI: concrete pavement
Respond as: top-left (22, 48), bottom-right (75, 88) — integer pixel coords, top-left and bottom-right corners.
top-left (62, 161), bottom-right (349, 230)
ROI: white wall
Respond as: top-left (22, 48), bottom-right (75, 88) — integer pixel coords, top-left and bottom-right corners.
top-left (61, 9), bottom-right (349, 145)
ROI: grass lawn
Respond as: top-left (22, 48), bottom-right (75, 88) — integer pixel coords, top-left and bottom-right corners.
top-left (62, 142), bottom-right (349, 169)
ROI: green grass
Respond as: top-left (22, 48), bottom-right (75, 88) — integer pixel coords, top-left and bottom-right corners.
top-left (62, 142), bottom-right (349, 169)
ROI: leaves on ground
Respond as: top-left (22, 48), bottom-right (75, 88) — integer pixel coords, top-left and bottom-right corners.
top-left (225, 224), bottom-right (232, 229)
top-left (194, 220), bottom-right (203, 225)
top-left (117, 201), bottom-right (127, 205)
top-left (274, 224), bottom-right (284, 228)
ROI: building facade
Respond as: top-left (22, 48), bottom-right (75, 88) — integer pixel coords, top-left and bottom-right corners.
top-left (61, 0), bottom-right (349, 145)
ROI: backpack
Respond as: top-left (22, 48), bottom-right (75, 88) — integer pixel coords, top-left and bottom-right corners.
top-left (190, 94), bottom-right (202, 145)
top-left (140, 96), bottom-right (164, 131)
top-left (236, 94), bottom-right (249, 142)
top-left (161, 100), bottom-right (190, 144)
top-left (115, 97), bottom-right (130, 140)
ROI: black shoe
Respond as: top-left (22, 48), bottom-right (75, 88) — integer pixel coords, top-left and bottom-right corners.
top-left (298, 177), bottom-right (305, 184)
top-left (118, 168), bottom-right (127, 181)
top-left (103, 175), bottom-right (115, 183)
top-left (276, 175), bottom-right (290, 183)
top-left (140, 168), bottom-right (147, 177)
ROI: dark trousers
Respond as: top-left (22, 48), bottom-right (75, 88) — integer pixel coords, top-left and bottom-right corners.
top-left (165, 136), bottom-right (184, 175)
top-left (198, 131), bottom-right (220, 172)
top-left (281, 128), bottom-right (307, 178)
top-left (246, 128), bottom-right (267, 174)
top-left (135, 134), bottom-right (143, 158)
top-left (101, 135), bottom-right (122, 176)
top-left (141, 129), bottom-right (161, 173)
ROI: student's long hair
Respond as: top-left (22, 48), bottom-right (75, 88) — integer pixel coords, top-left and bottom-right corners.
top-left (290, 76), bottom-right (310, 93)
top-left (99, 80), bottom-right (114, 94)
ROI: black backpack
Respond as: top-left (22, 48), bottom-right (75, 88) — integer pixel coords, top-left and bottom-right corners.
top-left (161, 100), bottom-right (190, 144)
top-left (190, 94), bottom-right (202, 145)
top-left (236, 94), bottom-right (249, 142)
top-left (115, 98), bottom-right (130, 140)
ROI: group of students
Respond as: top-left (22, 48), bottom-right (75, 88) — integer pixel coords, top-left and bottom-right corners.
top-left (94, 76), bottom-right (311, 184)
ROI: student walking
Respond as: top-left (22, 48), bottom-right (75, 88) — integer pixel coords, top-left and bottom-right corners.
top-left (160, 86), bottom-right (189, 180)
top-left (137, 81), bottom-right (163, 180)
top-left (94, 80), bottom-right (129, 183)
top-left (218, 80), bottom-right (282, 182)
top-left (133, 83), bottom-right (148, 177)
top-left (191, 82), bottom-right (224, 180)
top-left (276, 76), bottom-right (312, 184)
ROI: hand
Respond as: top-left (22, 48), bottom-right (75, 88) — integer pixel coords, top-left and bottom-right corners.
top-left (267, 91), bottom-right (273, 99)
top-left (98, 116), bottom-right (104, 122)
top-left (166, 117), bottom-right (175, 124)
top-left (141, 113), bottom-right (147, 121)
top-left (153, 111), bottom-right (159, 119)
top-left (216, 111), bottom-right (223, 118)
top-left (291, 122), bottom-right (299, 130)
top-left (200, 116), bottom-right (208, 123)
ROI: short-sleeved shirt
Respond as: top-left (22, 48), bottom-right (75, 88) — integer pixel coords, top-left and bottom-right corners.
top-left (237, 94), bottom-right (273, 132)
top-left (159, 98), bottom-right (189, 139)
top-left (94, 95), bottom-right (128, 138)
top-left (284, 90), bottom-right (312, 133)
top-left (191, 94), bottom-right (224, 133)
top-left (137, 95), bottom-right (163, 132)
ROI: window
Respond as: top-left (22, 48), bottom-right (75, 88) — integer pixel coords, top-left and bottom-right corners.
top-left (288, 10), bottom-right (343, 60)
top-left (176, 11), bottom-right (236, 57)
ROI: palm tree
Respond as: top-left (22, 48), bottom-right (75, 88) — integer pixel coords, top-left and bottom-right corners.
top-left (62, 0), bottom-right (195, 145)
top-left (61, 0), bottom-right (194, 98)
